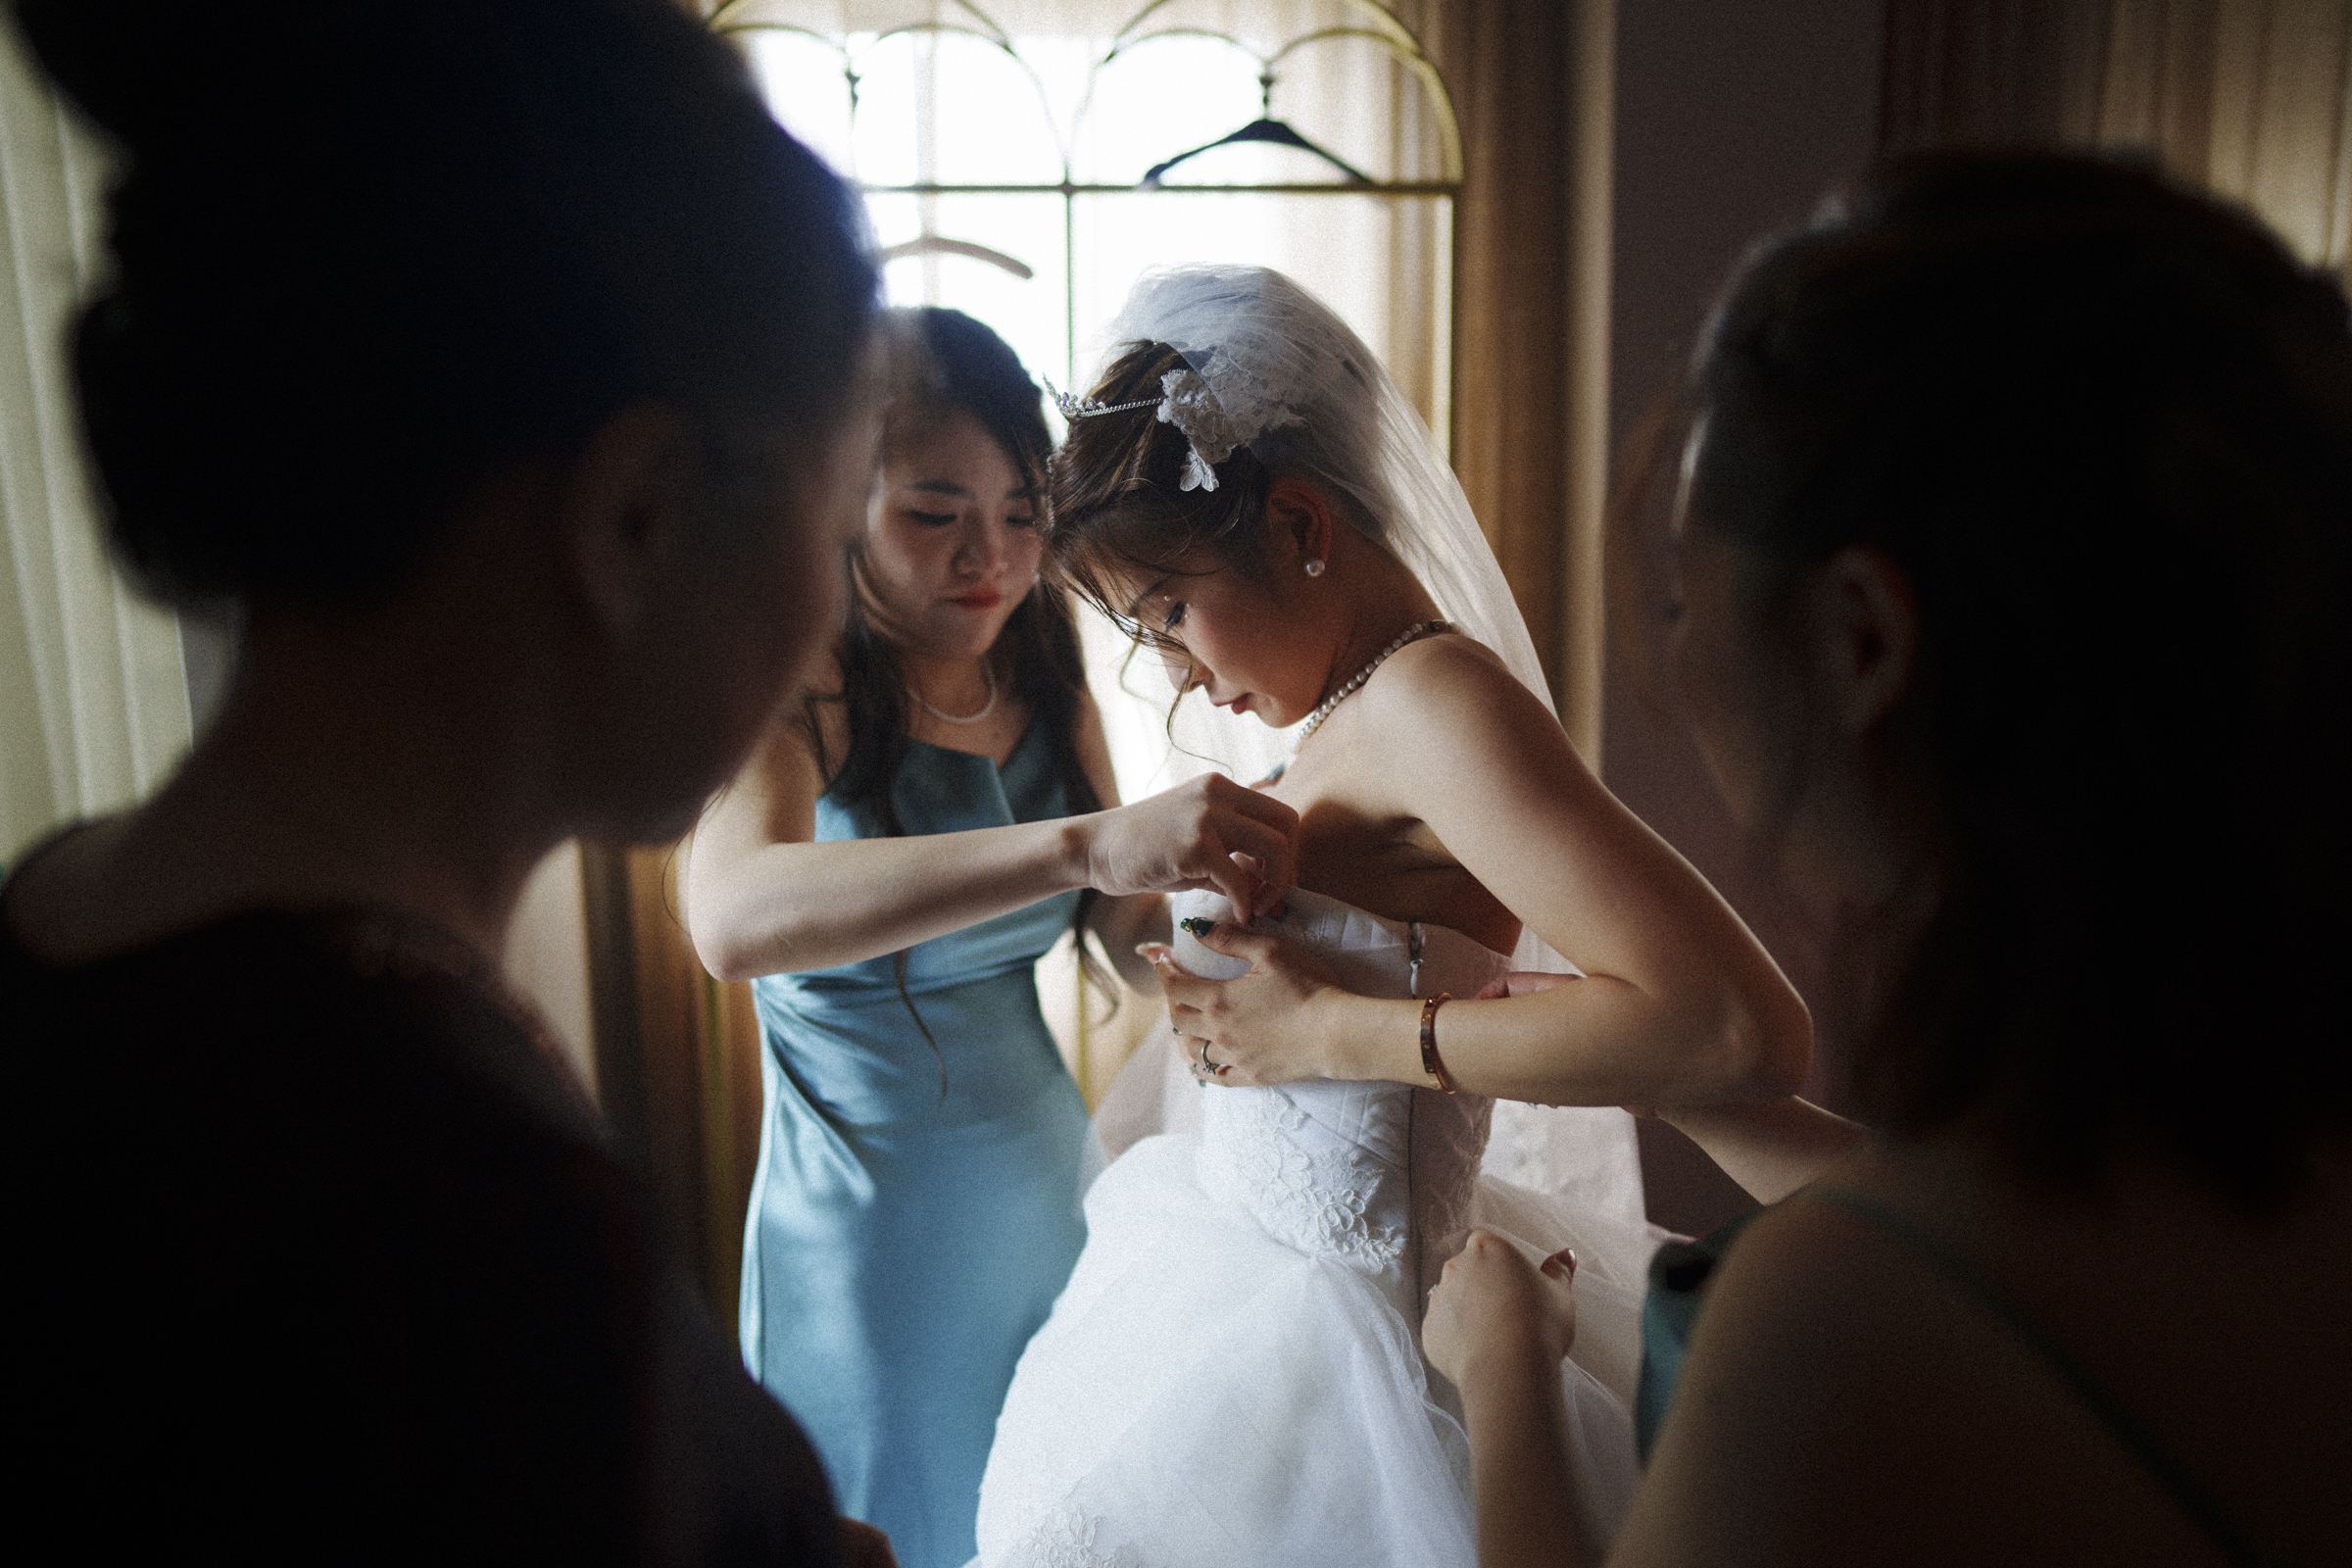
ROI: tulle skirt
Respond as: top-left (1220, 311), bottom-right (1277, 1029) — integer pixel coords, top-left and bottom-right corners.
top-left (973, 1116), bottom-right (1648, 1568)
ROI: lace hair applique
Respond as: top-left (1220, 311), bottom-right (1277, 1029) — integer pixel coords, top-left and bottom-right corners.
top-left (1155, 350), bottom-right (1304, 492)
top-left (1155, 369), bottom-right (1230, 492)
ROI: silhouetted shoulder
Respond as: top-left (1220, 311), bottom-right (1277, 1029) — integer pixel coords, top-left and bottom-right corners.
top-left (6, 905), bottom-right (843, 1564)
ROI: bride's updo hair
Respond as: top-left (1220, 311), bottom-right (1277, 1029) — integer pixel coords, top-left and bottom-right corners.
top-left (1047, 340), bottom-right (1284, 643)
top-left (1046, 269), bottom-right (1423, 653)
top-left (1689, 150), bottom-right (2352, 1204)
top-left (11, 0), bottom-right (875, 611)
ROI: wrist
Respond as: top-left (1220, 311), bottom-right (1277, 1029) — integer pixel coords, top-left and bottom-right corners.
top-left (1321, 994), bottom-right (1422, 1084)
top-left (1450, 1328), bottom-right (1569, 1406)
top-left (1060, 814), bottom-right (1101, 891)
top-left (1308, 990), bottom-right (1362, 1079)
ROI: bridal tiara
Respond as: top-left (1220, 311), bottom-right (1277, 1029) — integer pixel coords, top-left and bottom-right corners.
top-left (1045, 378), bottom-right (1164, 420)
top-left (1044, 366), bottom-right (1255, 492)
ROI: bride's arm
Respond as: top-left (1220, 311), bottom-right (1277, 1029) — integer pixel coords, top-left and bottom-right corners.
top-left (683, 688), bottom-right (1295, 982)
top-left (1173, 637), bottom-right (1809, 1104)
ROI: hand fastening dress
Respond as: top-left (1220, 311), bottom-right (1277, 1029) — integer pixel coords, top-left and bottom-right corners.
top-left (745, 724), bottom-right (1093, 1568)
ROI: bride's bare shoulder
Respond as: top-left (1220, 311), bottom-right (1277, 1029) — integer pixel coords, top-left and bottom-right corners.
top-left (1365, 628), bottom-right (1545, 719)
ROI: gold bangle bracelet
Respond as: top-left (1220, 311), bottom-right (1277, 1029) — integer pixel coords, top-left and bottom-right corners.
top-left (1419, 992), bottom-right (1457, 1095)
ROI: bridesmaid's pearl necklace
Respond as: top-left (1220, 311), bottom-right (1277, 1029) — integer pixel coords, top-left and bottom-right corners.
top-left (913, 660), bottom-right (998, 725)
top-left (1290, 619), bottom-right (1451, 754)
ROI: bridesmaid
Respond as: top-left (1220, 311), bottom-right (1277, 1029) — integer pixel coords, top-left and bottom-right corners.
top-left (683, 307), bottom-right (1298, 1568)
top-left (1424, 151), bottom-right (2352, 1566)
top-left (6, 0), bottom-right (879, 1557)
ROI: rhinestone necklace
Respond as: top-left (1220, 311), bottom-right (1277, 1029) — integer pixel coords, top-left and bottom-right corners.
top-left (912, 660), bottom-right (998, 725)
top-left (1290, 619), bottom-right (1452, 754)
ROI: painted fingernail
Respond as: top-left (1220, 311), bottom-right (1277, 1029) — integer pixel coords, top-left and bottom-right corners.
top-left (1135, 942), bottom-right (1173, 960)
top-left (1179, 916), bottom-right (1216, 939)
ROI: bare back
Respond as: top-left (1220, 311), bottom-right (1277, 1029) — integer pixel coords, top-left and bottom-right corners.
top-left (1625, 1133), bottom-right (2352, 1566)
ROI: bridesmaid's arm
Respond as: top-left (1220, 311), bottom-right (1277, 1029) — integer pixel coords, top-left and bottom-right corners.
top-left (685, 709), bottom-right (1105, 980)
top-left (1424, 1231), bottom-right (1594, 1568)
top-left (683, 688), bottom-right (1296, 982)
top-left (1635, 1099), bottom-right (1866, 1204)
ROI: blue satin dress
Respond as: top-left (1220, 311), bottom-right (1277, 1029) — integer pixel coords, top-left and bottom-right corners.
top-left (743, 723), bottom-right (1092, 1568)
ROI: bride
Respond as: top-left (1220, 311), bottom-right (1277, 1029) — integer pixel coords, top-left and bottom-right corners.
top-left (972, 267), bottom-right (1809, 1567)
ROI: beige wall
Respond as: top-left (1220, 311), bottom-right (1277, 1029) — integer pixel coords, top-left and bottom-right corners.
top-left (1600, 0), bottom-right (1887, 1235)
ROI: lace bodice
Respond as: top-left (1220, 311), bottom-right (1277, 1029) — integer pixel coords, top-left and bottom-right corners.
top-left (1174, 889), bottom-right (1511, 1313)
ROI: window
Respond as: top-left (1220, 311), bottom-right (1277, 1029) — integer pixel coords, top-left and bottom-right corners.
top-left (720, 0), bottom-right (1460, 798)
top-left (720, 0), bottom-right (1460, 450)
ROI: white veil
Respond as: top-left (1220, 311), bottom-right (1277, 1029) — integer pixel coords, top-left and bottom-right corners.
top-left (1086, 266), bottom-right (1649, 1231)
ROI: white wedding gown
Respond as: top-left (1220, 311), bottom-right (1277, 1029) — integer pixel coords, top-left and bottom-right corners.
top-left (972, 888), bottom-right (1654, 1568)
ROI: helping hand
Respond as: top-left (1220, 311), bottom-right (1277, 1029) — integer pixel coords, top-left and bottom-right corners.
top-left (1150, 921), bottom-right (1345, 1085)
top-left (1422, 1229), bottom-right (1580, 1392)
top-left (1082, 774), bottom-right (1299, 920)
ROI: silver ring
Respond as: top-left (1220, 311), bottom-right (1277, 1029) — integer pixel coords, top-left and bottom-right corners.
top-left (1197, 1038), bottom-right (1214, 1075)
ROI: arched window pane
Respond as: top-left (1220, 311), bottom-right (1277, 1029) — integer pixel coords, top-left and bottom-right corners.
top-left (1074, 34), bottom-right (1267, 186)
top-left (740, 29), bottom-right (858, 176)
top-left (868, 191), bottom-right (1071, 386)
top-left (853, 29), bottom-right (1062, 187)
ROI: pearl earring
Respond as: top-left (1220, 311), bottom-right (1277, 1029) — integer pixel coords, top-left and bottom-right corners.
top-left (1303, 559), bottom-right (1326, 577)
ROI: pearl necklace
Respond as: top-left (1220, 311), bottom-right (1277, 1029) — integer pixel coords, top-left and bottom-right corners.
top-left (1290, 619), bottom-right (1451, 754)
top-left (912, 660), bottom-right (998, 725)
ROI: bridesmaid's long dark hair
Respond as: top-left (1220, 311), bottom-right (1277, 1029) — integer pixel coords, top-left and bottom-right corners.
top-left (799, 309), bottom-right (1107, 1080)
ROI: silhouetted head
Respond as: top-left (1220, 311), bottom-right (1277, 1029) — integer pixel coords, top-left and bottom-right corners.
top-left (13, 0), bottom-right (876, 612)
top-left (1677, 150), bottom-right (2352, 1202)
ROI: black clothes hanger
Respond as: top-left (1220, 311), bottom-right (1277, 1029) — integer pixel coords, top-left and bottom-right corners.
top-left (1140, 70), bottom-right (1369, 187)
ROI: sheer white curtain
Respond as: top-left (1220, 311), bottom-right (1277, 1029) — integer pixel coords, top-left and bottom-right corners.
top-left (2096, 0), bottom-right (2351, 283)
top-left (0, 21), bottom-right (190, 867)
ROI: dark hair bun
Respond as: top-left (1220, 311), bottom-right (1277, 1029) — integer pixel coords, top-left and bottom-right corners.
top-left (9, 0), bottom-right (875, 608)
top-left (1692, 150), bottom-right (2352, 1200)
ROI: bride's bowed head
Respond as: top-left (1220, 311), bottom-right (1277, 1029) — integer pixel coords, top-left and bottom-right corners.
top-left (1048, 267), bottom-right (1812, 1108)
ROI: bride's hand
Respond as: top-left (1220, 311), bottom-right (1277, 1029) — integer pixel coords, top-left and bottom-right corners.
top-left (1152, 923), bottom-right (1345, 1085)
top-left (1422, 1230), bottom-right (1579, 1392)
top-left (1080, 774), bottom-right (1300, 920)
